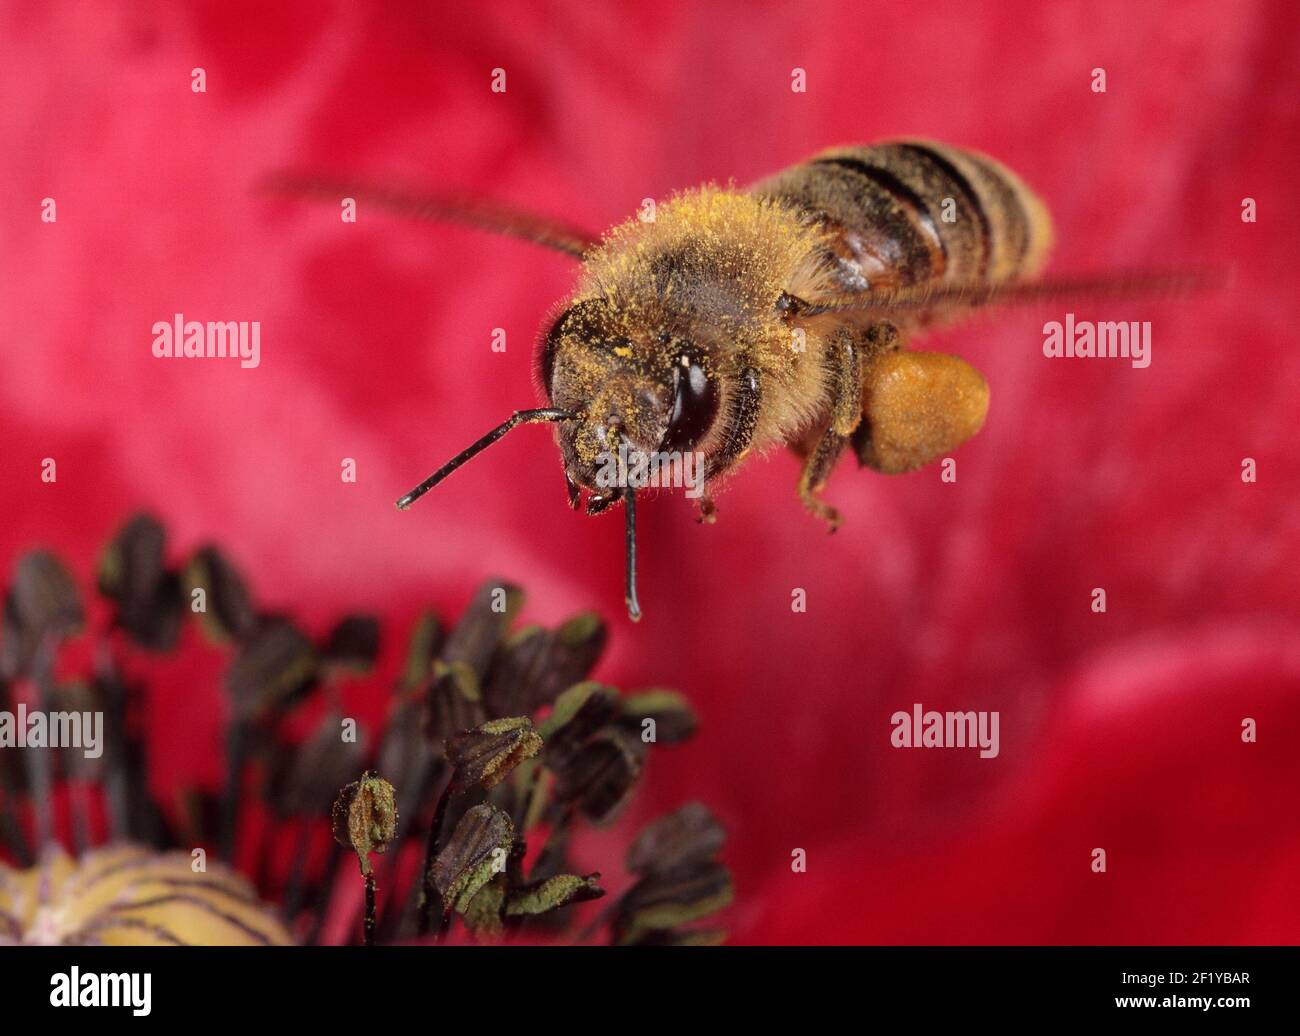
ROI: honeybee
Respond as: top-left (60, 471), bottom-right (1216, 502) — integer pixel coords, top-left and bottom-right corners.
top-left (272, 140), bottom-right (1207, 620)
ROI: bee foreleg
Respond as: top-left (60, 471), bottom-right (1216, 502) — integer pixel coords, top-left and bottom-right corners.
top-left (704, 367), bottom-right (762, 480)
top-left (796, 428), bottom-right (848, 531)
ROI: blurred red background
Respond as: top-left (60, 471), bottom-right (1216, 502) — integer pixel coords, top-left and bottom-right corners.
top-left (2, 0), bottom-right (1298, 943)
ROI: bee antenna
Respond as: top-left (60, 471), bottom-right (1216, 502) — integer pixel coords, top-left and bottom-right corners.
top-left (395, 407), bottom-right (577, 510)
top-left (624, 484), bottom-right (641, 622)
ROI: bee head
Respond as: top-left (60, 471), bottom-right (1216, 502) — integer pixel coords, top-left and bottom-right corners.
top-left (540, 299), bottom-right (720, 511)
top-left (393, 295), bottom-right (722, 623)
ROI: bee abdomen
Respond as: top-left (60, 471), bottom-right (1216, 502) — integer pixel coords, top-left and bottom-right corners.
top-left (753, 140), bottom-right (1051, 293)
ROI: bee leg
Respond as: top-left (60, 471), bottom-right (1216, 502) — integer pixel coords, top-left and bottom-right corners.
top-left (695, 492), bottom-right (718, 524)
top-left (704, 367), bottom-right (762, 480)
top-left (850, 323), bottom-right (904, 468)
top-left (827, 328), bottom-right (867, 438)
top-left (792, 329), bottom-right (867, 529)
top-left (863, 321), bottom-right (902, 355)
top-left (852, 350), bottom-right (989, 473)
top-left (797, 428), bottom-right (848, 531)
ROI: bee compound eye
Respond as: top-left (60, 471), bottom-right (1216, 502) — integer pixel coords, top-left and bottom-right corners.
top-left (659, 355), bottom-right (719, 452)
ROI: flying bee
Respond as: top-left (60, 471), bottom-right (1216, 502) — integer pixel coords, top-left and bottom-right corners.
top-left (271, 140), bottom-right (1211, 621)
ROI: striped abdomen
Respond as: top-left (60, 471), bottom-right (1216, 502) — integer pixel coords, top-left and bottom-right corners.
top-left (752, 140), bottom-right (1052, 295)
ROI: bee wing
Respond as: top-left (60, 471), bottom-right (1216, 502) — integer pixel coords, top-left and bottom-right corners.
top-left (261, 172), bottom-right (600, 257)
top-left (797, 268), bottom-right (1225, 319)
